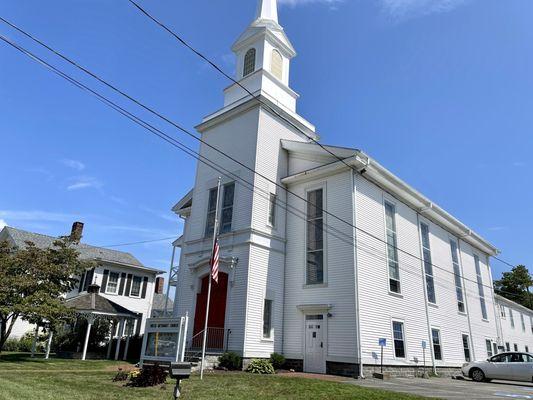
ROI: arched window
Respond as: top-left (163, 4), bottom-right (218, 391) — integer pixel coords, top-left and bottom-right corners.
top-left (243, 48), bottom-right (256, 77)
top-left (271, 49), bottom-right (283, 80)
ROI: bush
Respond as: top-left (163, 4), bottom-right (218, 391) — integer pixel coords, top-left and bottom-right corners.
top-left (218, 352), bottom-right (242, 370)
top-left (270, 353), bottom-right (285, 370)
top-left (112, 368), bottom-right (130, 382)
top-left (2, 339), bottom-right (20, 352)
top-left (246, 359), bottom-right (275, 375)
top-left (127, 364), bottom-right (168, 387)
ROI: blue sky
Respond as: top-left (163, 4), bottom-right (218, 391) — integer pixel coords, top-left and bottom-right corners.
top-left (0, 0), bottom-right (532, 281)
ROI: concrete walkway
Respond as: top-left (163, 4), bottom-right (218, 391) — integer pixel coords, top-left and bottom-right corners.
top-left (345, 377), bottom-right (533, 399)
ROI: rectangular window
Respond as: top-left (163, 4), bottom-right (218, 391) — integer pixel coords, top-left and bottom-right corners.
top-left (450, 240), bottom-right (465, 313)
top-left (220, 183), bottom-right (235, 234)
top-left (205, 187), bottom-right (218, 237)
top-left (462, 334), bottom-right (471, 362)
top-left (130, 276), bottom-right (143, 297)
top-left (431, 328), bottom-right (442, 361)
top-left (514, 343), bottom-right (519, 352)
top-left (486, 339), bottom-right (493, 358)
top-left (420, 223), bottom-right (436, 304)
top-left (263, 299), bottom-right (273, 339)
top-left (393, 321), bottom-right (406, 358)
top-left (474, 255), bottom-right (488, 320)
top-left (510, 309), bottom-right (515, 328)
top-left (526, 346), bottom-right (530, 353)
top-left (106, 272), bottom-right (120, 294)
top-left (385, 202), bottom-right (400, 293)
top-left (268, 193), bottom-right (277, 227)
top-left (306, 189), bottom-right (324, 285)
top-left (530, 317), bottom-right (533, 334)
top-left (493, 342), bottom-right (498, 356)
top-left (521, 313), bottom-right (526, 332)
top-left (205, 183), bottom-right (235, 236)
top-left (506, 342), bottom-right (510, 352)
top-left (501, 305), bottom-right (506, 318)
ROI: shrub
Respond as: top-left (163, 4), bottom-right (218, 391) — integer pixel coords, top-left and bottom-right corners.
top-left (2, 339), bottom-right (20, 352)
top-left (127, 364), bottom-right (168, 387)
top-left (270, 353), bottom-right (285, 370)
top-left (246, 359), bottom-right (275, 375)
top-left (218, 352), bottom-right (242, 370)
top-left (112, 368), bottom-right (129, 382)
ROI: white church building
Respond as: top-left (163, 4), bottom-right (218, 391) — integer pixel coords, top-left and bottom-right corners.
top-left (171, 0), bottom-right (532, 377)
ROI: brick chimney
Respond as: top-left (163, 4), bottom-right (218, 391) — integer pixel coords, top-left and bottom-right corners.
top-left (155, 277), bottom-right (164, 294)
top-left (70, 221), bottom-right (84, 243)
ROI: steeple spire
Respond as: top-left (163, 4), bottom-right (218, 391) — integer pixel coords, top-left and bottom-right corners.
top-left (255, 0), bottom-right (278, 24)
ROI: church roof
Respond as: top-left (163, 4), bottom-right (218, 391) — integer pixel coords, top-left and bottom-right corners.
top-left (1, 226), bottom-right (159, 272)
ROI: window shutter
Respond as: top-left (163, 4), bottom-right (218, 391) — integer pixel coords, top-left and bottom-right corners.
top-left (118, 273), bottom-right (127, 295)
top-left (78, 271), bottom-right (86, 293)
top-left (101, 269), bottom-right (109, 293)
top-left (83, 268), bottom-right (94, 291)
top-left (141, 277), bottom-right (149, 299)
top-left (125, 274), bottom-right (133, 297)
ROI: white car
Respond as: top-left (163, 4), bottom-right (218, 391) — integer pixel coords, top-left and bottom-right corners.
top-left (462, 352), bottom-right (533, 383)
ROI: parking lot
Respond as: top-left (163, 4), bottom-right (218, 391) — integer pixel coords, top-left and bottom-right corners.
top-left (346, 377), bottom-right (533, 399)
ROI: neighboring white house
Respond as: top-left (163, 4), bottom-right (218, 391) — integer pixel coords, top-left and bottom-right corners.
top-left (171, 0), bottom-right (528, 377)
top-left (495, 295), bottom-right (533, 354)
top-left (0, 223), bottom-right (163, 339)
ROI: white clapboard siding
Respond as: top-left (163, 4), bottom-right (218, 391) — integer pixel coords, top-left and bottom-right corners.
top-left (496, 296), bottom-right (533, 352)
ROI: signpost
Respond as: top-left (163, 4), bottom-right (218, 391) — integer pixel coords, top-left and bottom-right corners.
top-left (378, 338), bottom-right (386, 374)
top-left (421, 340), bottom-right (427, 378)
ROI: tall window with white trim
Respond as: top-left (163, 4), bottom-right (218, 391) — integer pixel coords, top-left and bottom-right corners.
top-left (306, 189), bottom-right (324, 285)
top-left (392, 321), bottom-right (406, 358)
top-left (510, 309), bottom-right (515, 328)
top-left (431, 328), bottom-right (442, 361)
top-left (474, 255), bottom-right (488, 320)
top-left (450, 240), bottom-right (465, 312)
top-left (486, 339), bottom-right (493, 357)
top-left (220, 183), bottom-right (235, 234)
top-left (263, 299), bottom-right (273, 339)
top-left (268, 193), bottom-right (277, 227)
top-left (462, 334), bottom-right (471, 362)
top-left (521, 313), bottom-right (526, 332)
top-left (271, 49), bottom-right (283, 80)
top-left (420, 223), bottom-right (436, 304)
top-left (385, 202), bottom-right (400, 293)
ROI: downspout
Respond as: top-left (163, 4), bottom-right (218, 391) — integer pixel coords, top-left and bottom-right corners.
top-left (352, 169), bottom-right (364, 379)
top-left (487, 256), bottom-right (503, 349)
top-left (416, 212), bottom-right (436, 376)
top-left (457, 238), bottom-right (476, 361)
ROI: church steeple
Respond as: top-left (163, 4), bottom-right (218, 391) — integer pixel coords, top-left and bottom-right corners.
top-left (255, 0), bottom-right (279, 24)
top-left (224, 0), bottom-right (298, 113)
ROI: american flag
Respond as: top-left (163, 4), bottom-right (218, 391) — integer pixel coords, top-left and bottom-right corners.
top-left (211, 237), bottom-right (220, 283)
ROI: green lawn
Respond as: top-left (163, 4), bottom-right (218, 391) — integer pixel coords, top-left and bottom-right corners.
top-left (0, 353), bottom-right (432, 400)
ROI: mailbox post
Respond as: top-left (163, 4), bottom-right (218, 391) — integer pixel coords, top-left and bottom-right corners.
top-left (169, 362), bottom-right (192, 399)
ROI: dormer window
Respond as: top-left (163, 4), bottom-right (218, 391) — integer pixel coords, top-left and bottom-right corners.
top-left (243, 48), bottom-right (256, 77)
top-left (271, 49), bottom-right (283, 80)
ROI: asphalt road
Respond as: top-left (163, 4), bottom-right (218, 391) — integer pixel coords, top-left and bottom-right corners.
top-left (345, 377), bottom-right (533, 399)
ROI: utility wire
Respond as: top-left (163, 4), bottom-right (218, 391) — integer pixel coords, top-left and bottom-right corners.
top-left (101, 237), bottom-right (176, 248)
top-left (0, 31), bottom-right (522, 302)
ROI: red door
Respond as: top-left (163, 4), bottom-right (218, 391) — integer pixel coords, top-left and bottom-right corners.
top-left (193, 272), bottom-right (228, 349)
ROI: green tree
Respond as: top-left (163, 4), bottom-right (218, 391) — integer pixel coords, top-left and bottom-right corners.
top-left (0, 238), bottom-right (94, 352)
top-left (494, 265), bottom-right (533, 310)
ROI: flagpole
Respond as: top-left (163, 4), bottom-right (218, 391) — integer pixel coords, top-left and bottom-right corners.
top-left (200, 177), bottom-right (222, 380)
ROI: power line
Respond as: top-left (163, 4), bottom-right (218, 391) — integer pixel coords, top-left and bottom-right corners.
top-left (121, 4), bottom-right (522, 269)
top-left (101, 237), bottom-right (176, 248)
top-left (0, 29), bottom-right (522, 302)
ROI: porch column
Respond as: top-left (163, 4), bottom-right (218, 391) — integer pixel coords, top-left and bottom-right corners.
top-left (82, 315), bottom-right (95, 361)
top-left (122, 319), bottom-right (131, 361)
top-left (106, 320), bottom-right (115, 360)
top-left (45, 331), bottom-right (54, 360)
top-left (114, 318), bottom-right (125, 361)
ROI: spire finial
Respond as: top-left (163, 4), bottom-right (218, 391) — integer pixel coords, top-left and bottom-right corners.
top-left (255, 0), bottom-right (278, 23)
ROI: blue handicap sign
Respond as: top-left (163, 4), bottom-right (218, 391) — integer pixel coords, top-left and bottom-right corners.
top-left (379, 338), bottom-right (387, 347)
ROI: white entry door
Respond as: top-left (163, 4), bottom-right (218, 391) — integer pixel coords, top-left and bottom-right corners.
top-left (304, 315), bottom-right (326, 373)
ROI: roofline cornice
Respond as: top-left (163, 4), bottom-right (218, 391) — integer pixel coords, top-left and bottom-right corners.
top-left (282, 151), bottom-right (499, 256)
